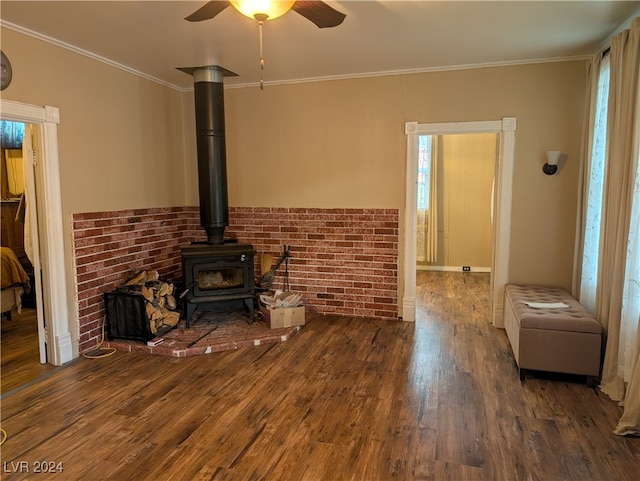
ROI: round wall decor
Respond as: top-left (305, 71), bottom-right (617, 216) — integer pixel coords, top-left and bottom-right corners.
top-left (1, 51), bottom-right (13, 90)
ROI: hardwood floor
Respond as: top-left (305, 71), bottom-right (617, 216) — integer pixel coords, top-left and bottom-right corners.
top-left (1, 272), bottom-right (638, 480)
top-left (1, 308), bottom-right (55, 395)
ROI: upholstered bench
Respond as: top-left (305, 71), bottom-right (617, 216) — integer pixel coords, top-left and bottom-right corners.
top-left (504, 284), bottom-right (602, 386)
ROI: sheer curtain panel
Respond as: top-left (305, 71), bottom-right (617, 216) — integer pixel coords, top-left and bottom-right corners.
top-left (578, 17), bottom-right (640, 436)
top-left (575, 55), bottom-right (609, 314)
top-left (612, 17), bottom-right (640, 436)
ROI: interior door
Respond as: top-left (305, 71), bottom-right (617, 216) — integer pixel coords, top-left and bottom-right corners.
top-left (22, 124), bottom-right (47, 363)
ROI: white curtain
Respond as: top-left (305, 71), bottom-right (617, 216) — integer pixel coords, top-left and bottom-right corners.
top-left (426, 137), bottom-right (438, 262)
top-left (602, 18), bottom-right (640, 436)
top-left (578, 54), bottom-right (609, 315)
top-left (621, 148), bottom-right (640, 386)
top-left (616, 164), bottom-right (640, 435)
top-left (416, 209), bottom-right (428, 262)
top-left (576, 17), bottom-right (640, 436)
top-left (614, 17), bottom-right (640, 435)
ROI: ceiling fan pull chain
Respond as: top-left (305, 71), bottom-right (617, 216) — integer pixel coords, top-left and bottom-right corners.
top-left (258, 19), bottom-right (265, 90)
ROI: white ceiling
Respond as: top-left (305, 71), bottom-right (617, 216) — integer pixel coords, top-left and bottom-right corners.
top-left (1, 1), bottom-right (639, 90)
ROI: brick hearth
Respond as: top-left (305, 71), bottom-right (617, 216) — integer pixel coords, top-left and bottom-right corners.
top-left (104, 310), bottom-right (308, 357)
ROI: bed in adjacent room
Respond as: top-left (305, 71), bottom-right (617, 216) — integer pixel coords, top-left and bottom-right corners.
top-left (1, 246), bottom-right (30, 320)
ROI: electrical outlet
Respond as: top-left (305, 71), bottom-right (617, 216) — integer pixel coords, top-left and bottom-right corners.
top-left (462, 266), bottom-right (471, 272)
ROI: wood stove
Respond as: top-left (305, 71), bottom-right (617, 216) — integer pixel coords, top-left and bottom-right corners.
top-left (178, 65), bottom-right (257, 326)
top-left (181, 243), bottom-right (255, 326)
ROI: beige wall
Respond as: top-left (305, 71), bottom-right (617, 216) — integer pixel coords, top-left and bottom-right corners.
top-left (1, 27), bottom-right (189, 353)
top-left (218, 61), bottom-right (585, 290)
top-left (222, 77), bottom-right (406, 208)
top-left (1, 28), bottom-right (188, 214)
top-left (2, 25), bottom-right (585, 343)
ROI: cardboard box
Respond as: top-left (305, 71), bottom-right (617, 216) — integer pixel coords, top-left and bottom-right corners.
top-left (260, 305), bottom-right (306, 329)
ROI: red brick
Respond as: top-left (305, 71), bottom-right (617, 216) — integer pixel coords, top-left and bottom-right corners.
top-left (72, 206), bottom-right (399, 351)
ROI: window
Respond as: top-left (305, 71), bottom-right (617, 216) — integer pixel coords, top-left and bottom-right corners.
top-left (580, 53), bottom-right (610, 314)
top-left (417, 135), bottom-right (432, 211)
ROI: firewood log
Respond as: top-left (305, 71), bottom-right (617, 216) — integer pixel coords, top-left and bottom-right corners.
top-left (165, 294), bottom-right (177, 310)
top-left (158, 282), bottom-right (171, 298)
top-left (261, 253), bottom-right (274, 276)
top-left (163, 312), bottom-right (180, 327)
top-left (150, 307), bottom-right (164, 322)
top-left (145, 302), bottom-right (155, 319)
top-left (145, 280), bottom-right (162, 292)
top-left (124, 270), bottom-right (147, 286)
top-left (141, 286), bottom-right (154, 302)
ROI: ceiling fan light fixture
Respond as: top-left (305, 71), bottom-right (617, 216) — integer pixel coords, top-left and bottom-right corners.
top-left (229, 0), bottom-right (295, 20)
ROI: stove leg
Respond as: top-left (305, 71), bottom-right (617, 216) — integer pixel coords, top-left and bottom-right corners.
top-left (186, 302), bottom-right (196, 328)
top-left (244, 298), bottom-right (255, 324)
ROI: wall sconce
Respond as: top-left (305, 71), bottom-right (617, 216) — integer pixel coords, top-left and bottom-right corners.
top-left (543, 150), bottom-right (562, 175)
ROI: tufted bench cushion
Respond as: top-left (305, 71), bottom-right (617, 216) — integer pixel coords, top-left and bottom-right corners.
top-left (504, 284), bottom-right (602, 385)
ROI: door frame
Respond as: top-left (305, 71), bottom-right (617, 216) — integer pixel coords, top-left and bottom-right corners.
top-left (403, 118), bottom-right (516, 327)
top-left (1, 99), bottom-right (73, 365)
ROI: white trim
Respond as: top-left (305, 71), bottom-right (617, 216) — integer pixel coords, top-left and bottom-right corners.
top-left (404, 118), bottom-right (516, 327)
top-left (401, 297), bottom-right (415, 324)
top-left (409, 120), bottom-right (503, 135)
top-left (492, 117), bottom-right (517, 328)
top-left (0, 100), bottom-right (47, 123)
top-left (1, 99), bottom-right (73, 365)
top-left (403, 122), bottom-right (419, 322)
top-left (227, 55), bottom-right (591, 90)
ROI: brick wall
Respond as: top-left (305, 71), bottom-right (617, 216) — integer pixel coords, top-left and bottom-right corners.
top-left (72, 207), bottom-right (201, 353)
top-left (72, 207), bottom-right (398, 354)
top-left (227, 208), bottom-right (398, 319)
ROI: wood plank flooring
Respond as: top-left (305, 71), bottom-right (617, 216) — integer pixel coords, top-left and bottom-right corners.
top-left (1, 272), bottom-right (638, 480)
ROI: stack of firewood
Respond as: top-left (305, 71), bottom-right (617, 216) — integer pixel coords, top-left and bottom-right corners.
top-left (122, 270), bottom-right (180, 334)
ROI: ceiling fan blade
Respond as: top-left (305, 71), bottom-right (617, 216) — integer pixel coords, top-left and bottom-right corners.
top-left (291, 1), bottom-right (346, 28)
top-left (185, 1), bottom-right (230, 22)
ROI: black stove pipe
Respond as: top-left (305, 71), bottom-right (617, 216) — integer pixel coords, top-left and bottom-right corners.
top-left (190, 66), bottom-right (229, 244)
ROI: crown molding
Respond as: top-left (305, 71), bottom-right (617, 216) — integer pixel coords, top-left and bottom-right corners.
top-left (1, 20), bottom-right (188, 92)
top-left (2, 19), bottom-right (592, 93)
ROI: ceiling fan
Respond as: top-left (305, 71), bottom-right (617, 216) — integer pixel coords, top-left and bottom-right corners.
top-left (185, 0), bottom-right (346, 28)
top-left (185, 1), bottom-right (346, 89)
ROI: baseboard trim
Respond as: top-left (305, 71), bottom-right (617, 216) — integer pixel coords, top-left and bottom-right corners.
top-left (417, 265), bottom-right (491, 273)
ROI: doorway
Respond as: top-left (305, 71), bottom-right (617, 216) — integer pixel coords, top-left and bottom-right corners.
top-left (1, 120), bottom-right (52, 393)
top-left (416, 132), bottom-right (496, 271)
top-left (1, 99), bottom-right (73, 368)
top-left (403, 118), bottom-right (516, 327)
